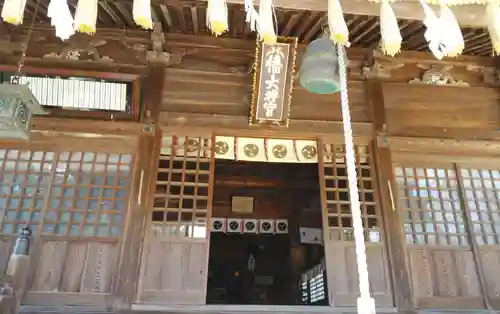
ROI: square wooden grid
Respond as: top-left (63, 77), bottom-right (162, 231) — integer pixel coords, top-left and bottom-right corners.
top-left (460, 168), bottom-right (500, 245)
top-left (152, 136), bottom-right (212, 238)
top-left (321, 144), bottom-right (380, 242)
top-left (0, 149), bottom-right (132, 236)
top-left (395, 166), bottom-right (468, 246)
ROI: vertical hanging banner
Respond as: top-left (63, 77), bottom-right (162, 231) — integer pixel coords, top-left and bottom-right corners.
top-left (249, 37), bottom-right (298, 127)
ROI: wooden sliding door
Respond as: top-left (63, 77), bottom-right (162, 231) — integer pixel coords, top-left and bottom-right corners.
top-left (137, 135), bottom-right (213, 305)
top-left (456, 165), bottom-right (500, 309)
top-left (318, 141), bottom-right (393, 307)
top-left (393, 161), bottom-right (484, 309)
top-left (0, 145), bottom-right (135, 307)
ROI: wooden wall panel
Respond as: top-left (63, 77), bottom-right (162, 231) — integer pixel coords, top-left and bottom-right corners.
top-left (139, 241), bottom-right (207, 304)
top-left (161, 68), bottom-right (370, 125)
top-left (0, 235), bottom-right (15, 274)
top-left (409, 248), bottom-right (483, 309)
top-left (212, 186), bottom-right (290, 219)
top-left (479, 248), bottom-right (500, 309)
top-left (325, 244), bottom-right (392, 307)
top-left (23, 239), bottom-right (120, 306)
top-left (381, 83), bottom-right (500, 140)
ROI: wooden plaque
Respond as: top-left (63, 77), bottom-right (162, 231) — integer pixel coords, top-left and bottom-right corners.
top-left (249, 37), bottom-right (298, 127)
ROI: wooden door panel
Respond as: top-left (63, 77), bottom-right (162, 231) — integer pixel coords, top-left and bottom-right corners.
top-left (325, 244), bottom-right (392, 307)
top-left (0, 148), bottom-right (135, 307)
top-left (319, 142), bottom-right (393, 308)
top-left (23, 239), bottom-right (119, 306)
top-left (140, 240), bottom-right (207, 304)
top-left (409, 248), bottom-right (482, 309)
top-left (0, 235), bottom-right (14, 273)
top-left (394, 164), bottom-right (486, 309)
top-left (137, 135), bottom-right (213, 305)
top-left (478, 248), bottom-right (500, 309)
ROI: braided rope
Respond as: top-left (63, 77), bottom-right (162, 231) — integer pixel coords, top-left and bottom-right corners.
top-left (336, 44), bottom-right (376, 314)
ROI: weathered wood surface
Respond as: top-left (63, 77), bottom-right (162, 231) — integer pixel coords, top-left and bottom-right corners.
top-left (381, 83), bottom-right (500, 141)
top-left (23, 238), bottom-right (120, 307)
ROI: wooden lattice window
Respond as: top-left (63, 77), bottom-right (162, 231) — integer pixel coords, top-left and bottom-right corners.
top-left (0, 149), bottom-right (54, 233)
top-left (152, 136), bottom-right (212, 239)
top-left (321, 144), bottom-right (380, 242)
top-left (43, 152), bottom-right (132, 236)
top-left (0, 149), bottom-right (133, 236)
top-left (395, 166), bottom-right (468, 246)
top-left (460, 168), bottom-right (500, 245)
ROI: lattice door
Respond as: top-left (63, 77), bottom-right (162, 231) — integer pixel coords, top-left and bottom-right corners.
top-left (318, 142), bottom-right (392, 307)
top-left (393, 162), bottom-right (483, 309)
top-left (138, 135), bottom-right (213, 305)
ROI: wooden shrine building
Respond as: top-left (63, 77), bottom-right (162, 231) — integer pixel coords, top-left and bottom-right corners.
top-left (0, 1), bottom-right (500, 314)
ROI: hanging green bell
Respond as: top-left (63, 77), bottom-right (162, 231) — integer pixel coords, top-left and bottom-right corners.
top-left (299, 32), bottom-right (343, 94)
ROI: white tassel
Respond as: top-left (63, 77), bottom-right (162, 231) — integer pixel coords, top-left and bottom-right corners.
top-left (207, 0), bottom-right (228, 36)
top-left (1, 0), bottom-right (27, 26)
top-left (74, 0), bottom-right (98, 34)
top-left (259, 0), bottom-right (276, 43)
top-left (380, 0), bottom-right (402, 56)
top-left (133, 0), bottom-right (153, 29)
top-left (486, 2), bottom-right (500, 55)
top-left (439, 4), bottom-right (464, 57)
top-left (328, 0), bottom-right (349, 45)
top-left (48, 0), bottom-right (75, 41)
top-left (420, 0), bottom-right (446, 59)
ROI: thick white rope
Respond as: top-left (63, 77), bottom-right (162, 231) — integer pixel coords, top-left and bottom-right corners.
top-left (336, 43), bottom-right (376, 314)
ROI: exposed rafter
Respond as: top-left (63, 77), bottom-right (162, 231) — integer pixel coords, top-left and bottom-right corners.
top-left (197, 0), bottom-right (489, 28)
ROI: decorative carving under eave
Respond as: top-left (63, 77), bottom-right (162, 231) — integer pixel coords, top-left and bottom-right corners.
top-left (376, 133), bottom-right (389, 148)
top-left (409, 65), bottom-right (469, 86)
top-left (43, 38), bottom-right (114, 62)
top-left (362, 58), bottom-right (404, 79)
top-left (0, 39), bottom-right (26, 54)
top-left (146, 22), bottom-right (183, 66)
top-left (466, 65), bottom-right (500, 87)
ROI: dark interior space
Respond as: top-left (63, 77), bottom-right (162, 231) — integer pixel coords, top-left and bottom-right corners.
top-left (206, 160), bottom-right (328, 306)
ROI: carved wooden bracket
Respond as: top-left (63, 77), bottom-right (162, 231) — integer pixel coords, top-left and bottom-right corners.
top-left (146, 22), bottom-right (184, 66)
top-left (43, 37), bottom-right (114, 62)
top-left (409, 64), bottom-right (469, 86)
top-left (362, 52), bottom-right (404, 79)
top-left (376, 133), bottom-right (389, 148)
top-left (0, 39), bottom-right (25, 55)
top-left (466, 65), bottom-right (500, 87)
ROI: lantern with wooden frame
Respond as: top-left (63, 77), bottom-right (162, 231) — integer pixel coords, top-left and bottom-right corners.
top-left (249, 37), bottom-right (298, 127)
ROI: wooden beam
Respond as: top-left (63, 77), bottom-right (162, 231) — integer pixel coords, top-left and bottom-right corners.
top-left (197, 0), bottom-right (490, 28)
top-left (159, 112), bottom-right (373, 143)
top-left (30, 117), bottom-right (147, 138)
top-left (113, 131), bottom-right (160, 309)
top-left (367, 80), bottom-right (415, 312)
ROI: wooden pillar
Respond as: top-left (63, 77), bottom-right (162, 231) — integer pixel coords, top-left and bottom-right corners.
top-left (367, 80), bottom-right (415, 312)
top-left (113, 66), bottom-right (165, 309)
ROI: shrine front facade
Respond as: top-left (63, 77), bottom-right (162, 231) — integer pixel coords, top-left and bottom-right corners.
top-left (0, 6), bottom-right (500, 313)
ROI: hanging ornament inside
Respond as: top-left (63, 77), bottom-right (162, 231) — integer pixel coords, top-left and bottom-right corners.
top-left (439, 4), bottom-right (464, 57)
top-left (74, 0), bottom-right (98, 34)
top-left (327, 0), bottom-right (349, 45)
top-left (486, 1), bottom-right (500, 55)
top-left (258, 0), bottom-right (276, 43)
top-left (1, 0), bottom-right (27, 26)
top-left (207, 0), bottom-right (229, 36)
top-left (48, 0), bottom-right (75, 41)
top-left (379, 0), bottom-right (402, 56)
top-left (133, 0), bottom-right (153, 29)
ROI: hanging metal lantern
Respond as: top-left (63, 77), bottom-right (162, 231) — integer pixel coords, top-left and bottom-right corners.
top-left (299, 31), bottom-right (346, 94)
top-left (0, 84), bottom-right (44, 140)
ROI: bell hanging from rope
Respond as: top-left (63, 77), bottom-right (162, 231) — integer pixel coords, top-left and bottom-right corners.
top-left (299, 27), bottom-right (345, 94)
